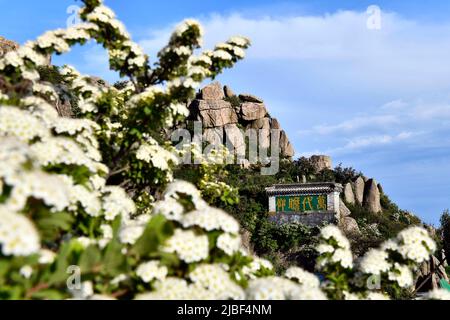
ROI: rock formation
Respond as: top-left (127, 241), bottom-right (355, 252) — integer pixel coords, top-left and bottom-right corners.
top-left (339, 199), bottom-right (360, 235)
top-left (353, 176), bottom-right (365, 205)
top-left (363, 179), bottom-right (382, 213)
top-left (343, 182), bottom-right (356, 205)
top-left (0, 36), bottom-right (19, 56)
top-left (309, 155), bottom-right (332, 172)
top-left (186, 82), bottom-right (295, 158)
top-left (190, 99), bottom-right (238, 128)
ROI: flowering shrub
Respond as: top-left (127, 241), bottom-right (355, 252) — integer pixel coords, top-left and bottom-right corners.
top-left (0, 0), bottom-right (447, 300)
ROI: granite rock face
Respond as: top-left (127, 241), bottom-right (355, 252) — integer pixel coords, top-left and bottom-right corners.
top-left (185, 82), bottom-right (295, 158)
top-left (271, 118), bottom-right (281, 129)
top-left (280, 130), bottom-right (295, 157)
top-left (339, 198), bottom-right (351, 217)
top-left (200, 81), bottom-right (224, 100)
top-left (240, 102), bottom-right (267, 121)
top-left (223, 85), bottom-right (235, 98)
top-left (353, 176), bottom-right (365, 205)
top-left (363, 179), bottom-right (382, 213)
top-left (309, 155), bottom-right (332, 172)
top-left (190, 99), bottom-right (238, 128)
top-left (239, 93), bottom-right (264, 103)
top-left (343, 183), bottom-right (356, 205)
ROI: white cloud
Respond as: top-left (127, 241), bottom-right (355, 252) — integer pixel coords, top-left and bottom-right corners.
top-left (302, 115), bottom-right (399, 135)
top-left (138, 10), bottom-right (450, 92)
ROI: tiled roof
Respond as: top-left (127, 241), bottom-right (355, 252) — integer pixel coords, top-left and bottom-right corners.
top-left (265, 182), bottom-right (343, 195)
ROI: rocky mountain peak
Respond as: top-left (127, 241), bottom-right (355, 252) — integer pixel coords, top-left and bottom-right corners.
top-left (187, 81), bottom-right (295, 158)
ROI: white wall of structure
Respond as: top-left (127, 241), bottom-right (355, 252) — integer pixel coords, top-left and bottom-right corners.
top-left (268, 196), bottom-right (276, 212)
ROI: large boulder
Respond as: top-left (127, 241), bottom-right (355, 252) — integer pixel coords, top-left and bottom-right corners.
top-left (279, 130), bottom-right (295, 157)
top-left (271, 118), bottom-right (281, 129)
top-left (239, 93), bottom-right (264, 103)
top-left (363, 179), bottom-right (382, 213)
top-left (223, 85), bottom-right (235, 98)
top-left (240, 102), bottom-right (267, 121)
top-left (377, 183), bottom-right (384, 195)
top-left (200, 81), bottom-right (224, 100)
top-left (247, 117), bottom-right (270, 130)
top-left (309, 155), bottom-right (332, 172)
top-left (340, 217), bottom-right (360, 236)
top-left (343, 183), bottom-right (355, 205)
top-left (189, 99), bottom-right (238, 128)
top-left (339, 199), bottom-right (351, 218)
top-left (353, 176), bottom-right (365, 205)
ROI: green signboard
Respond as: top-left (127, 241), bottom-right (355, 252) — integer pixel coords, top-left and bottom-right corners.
top-left (275, 195), bottom-right (327, 213)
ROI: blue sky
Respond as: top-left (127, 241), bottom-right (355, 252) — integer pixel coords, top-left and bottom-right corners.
top-left (1, 1), bottom-right (450, 225)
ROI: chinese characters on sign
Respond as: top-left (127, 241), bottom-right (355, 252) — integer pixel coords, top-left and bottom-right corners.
top-left (275, 195), bottom-right (327, 212)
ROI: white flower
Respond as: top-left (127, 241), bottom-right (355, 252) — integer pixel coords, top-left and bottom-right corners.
top-left (246, 277), bottom-right (326, 300)
top-left (242, 257), bottom-right (273, 279)
top-left (36, 31), bottom-right (70, 53)
top-left (128, 55), bottom-right (146, 68)
top-left (0, 208), bottom-right (40, 256)
top-left (136, 261), bottom-right (168, 283)
top-left (316, 244), bottom-right (334, 254)
top-left (359, 249), bottom-right (391, 275)
top-left (20, 265), bottom-right (33, 279)
top-left (424, 289), bottom-right (450, 300)
top-left (136, 143), bottom-right (179, 171)
top-left (161, 229), bottom-right (209, 263)
top-left (102, 186), bottom-right (136, 221)
top-left (100, 224), bottom-right (113, 240)
top-left (119, 214), bottom-right (148, 245)
top-left (395, 227), bottom-right (436, 263)
top-left (38, 249), bottom-right (56, 264)
top-left (388, 263), bottom-right (413, 288)
top-left (217, 233), bottom-right (241, 255)
top-left (135, 278), bottom-right (189, 300)
top-left (232, 46), bottom-right (245, 58)
top-left (285, 267), bottom-right (320, 289)
top-left (0, 106), bottom-right (50, 142)
top-left (111, 274), bottom-right (128, 285)
top-left (75, 237), bottom-right (94, 248)
top-left (189, 264), bottom-right (245, 300)
top-left (330, 248), bottom-right (353, 269)
top-left (173, 19), bottom-right (203, 39)
top-left (181, 207), bottom-right (240, 234)
top-left (366, 292), bottom-right (390, 300)
top-left (18, 43), bottom-right (48, 65)
top-left (152, 198), bottom-right (185, 221)
top-left (3, 51), bottom-right (23, 67)
top-left (320, 225), bottom-right (351, 250)
top-left (212, 49), bottom-right (233, 61)
top-left (172, 46), bottom-right (191, 56)
top-left (228, 36), bottom-right (250, 47)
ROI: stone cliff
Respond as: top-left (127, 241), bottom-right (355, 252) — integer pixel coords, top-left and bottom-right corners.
top-left (185, 82), bottom-right (295, 159)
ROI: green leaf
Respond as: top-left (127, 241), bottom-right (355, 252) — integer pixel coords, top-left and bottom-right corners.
top-left (102, 238), bottom-right (126, 276)
top-left (131, 215), bottom-right (173, 258)
top-left (48, 242), bottom-right (73, 285)
top-left (31, 289), bottom-right (65, 300)
top-left (79, 245), bottom-right (102, 273)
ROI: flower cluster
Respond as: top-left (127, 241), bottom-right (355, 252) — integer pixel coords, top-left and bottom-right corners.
top-left (316, 225), bottom-right (353, 270)
top-left (0, 0), bottom-right (445, 301)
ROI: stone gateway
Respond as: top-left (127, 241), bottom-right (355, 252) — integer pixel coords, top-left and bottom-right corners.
top-left (266, 182), bottom-right (343, 226)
